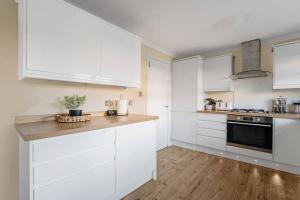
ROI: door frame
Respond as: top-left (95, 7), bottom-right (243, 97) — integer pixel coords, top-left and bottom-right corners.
top-left (147, 55), bottom-right (172, 149)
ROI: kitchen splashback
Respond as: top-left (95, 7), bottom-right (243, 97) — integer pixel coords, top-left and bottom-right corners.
top-left (207, 77), bottom-right (300, 111)
top-left (232, 77), bottom-right (300, 111)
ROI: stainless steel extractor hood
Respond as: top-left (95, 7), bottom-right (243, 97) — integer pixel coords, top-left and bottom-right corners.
top-left (232, 39), bottom-right (270, 79)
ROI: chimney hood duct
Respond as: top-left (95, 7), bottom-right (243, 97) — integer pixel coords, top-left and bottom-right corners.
top-left (232, 39), bottom-right (270, 79)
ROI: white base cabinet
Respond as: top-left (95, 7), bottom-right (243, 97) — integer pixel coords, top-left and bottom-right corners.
top-left (19, 0), bottom-right (141, 87)
top-left (116, 121), bottom-right (156, 198)
top-left (34, 162), bottom-right (116, 200)
top-left (196, 113), bottom-right (226, 151)
top-left (19, 121), bottom-right (157, 200)
top-left (171, 112), bottom-right (197, 145)
top-left (274, 118), bottom-right (300, 167)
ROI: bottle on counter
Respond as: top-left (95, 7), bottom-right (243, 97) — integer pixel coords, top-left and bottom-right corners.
top-left (272, 96), bottom-right (287, 113)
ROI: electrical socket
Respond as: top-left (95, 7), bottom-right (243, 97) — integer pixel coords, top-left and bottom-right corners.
top-left (129, 100), bottom-right (133, 106)
top-left (105, 100), bottom-right (111, 106)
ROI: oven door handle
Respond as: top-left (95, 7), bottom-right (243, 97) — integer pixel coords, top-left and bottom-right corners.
top-left (227, 121), bottom-right (272, 127)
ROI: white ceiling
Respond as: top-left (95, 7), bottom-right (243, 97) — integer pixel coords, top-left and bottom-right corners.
top-left (67, 0), bottom-right (300, 58)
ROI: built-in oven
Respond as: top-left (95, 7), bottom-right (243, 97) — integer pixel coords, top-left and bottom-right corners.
top-left (227, 115), bottom-right (273, 153)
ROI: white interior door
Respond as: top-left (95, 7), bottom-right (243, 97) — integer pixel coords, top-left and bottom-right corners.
top-left (148, 58), bottom-right (170, 151)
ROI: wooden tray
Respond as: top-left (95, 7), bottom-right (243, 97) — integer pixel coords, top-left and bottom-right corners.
top-left (56, 113), bottom-right (92, 123)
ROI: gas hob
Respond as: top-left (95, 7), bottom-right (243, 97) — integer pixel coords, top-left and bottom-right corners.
top-left (230, 109), bottom-right (269, 114)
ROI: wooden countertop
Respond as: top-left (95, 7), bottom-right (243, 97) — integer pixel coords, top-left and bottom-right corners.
top-left (16, 114), bottom-right (159, 141)
top-left (197, 110), bottom-right (300, 119)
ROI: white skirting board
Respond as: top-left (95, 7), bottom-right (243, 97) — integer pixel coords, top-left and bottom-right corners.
top-left (171, 140), bottom-right (300, 175)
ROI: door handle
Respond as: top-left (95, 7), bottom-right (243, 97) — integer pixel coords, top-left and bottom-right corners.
top-left (164, 106), bottom-right (169, 108)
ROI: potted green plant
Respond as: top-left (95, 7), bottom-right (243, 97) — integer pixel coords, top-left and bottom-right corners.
top-left (204, 98), bottom-right (217, 110)
top-left (64, 95), bottom-right (86, 116)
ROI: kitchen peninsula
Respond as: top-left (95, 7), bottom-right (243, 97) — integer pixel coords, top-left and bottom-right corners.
top-left (16, 114), bottom-right (158, 200)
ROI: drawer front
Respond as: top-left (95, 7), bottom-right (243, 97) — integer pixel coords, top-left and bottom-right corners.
top-left (197, 120), bottom-right (226, 131)
top-left (197, 113), bottom-right (227, 122)
top-left (33, 128), bottom-right (115, 164)
top-left (33, 144), bottom-right (115, 187)
top-left (197, 128), bottom-right (226, 139)
top-left (197, 135), bottom-right (226, 150)
top-left (34, 160), bottom-right (116, 200)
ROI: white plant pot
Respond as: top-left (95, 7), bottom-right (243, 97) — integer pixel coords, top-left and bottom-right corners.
top-left (205, 105), bottom-right (213, 110)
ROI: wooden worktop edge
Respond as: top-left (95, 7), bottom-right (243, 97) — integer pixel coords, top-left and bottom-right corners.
top-left (15, 114), bottom-right (159, 141)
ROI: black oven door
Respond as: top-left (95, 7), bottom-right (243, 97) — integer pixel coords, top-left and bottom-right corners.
top-left (227, 121), bottom-right (273, 153)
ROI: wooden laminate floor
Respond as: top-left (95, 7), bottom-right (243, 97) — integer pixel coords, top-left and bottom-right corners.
top-left (123, 146), bottom-right (300, 200)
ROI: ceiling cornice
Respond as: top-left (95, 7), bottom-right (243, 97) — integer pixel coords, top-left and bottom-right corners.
top-left (142, 39), bottom-right (178, 59)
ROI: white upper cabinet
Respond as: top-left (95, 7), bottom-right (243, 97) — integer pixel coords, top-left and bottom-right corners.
top-left (203, 54), bottom-right (233, 92)
top-left (19, 0), bottom-right (141, 87)
top-left (101, 24), bottom-right (141, 86)
top-left (171, 57), bottom-right (204, 112)
top-left (273, 42), bottom-right (300, 89)
top-left (25, 0), bottom-right (103, 79)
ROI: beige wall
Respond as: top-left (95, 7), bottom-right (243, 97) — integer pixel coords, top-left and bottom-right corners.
top-left (0, 1), bottom-right (172, 199)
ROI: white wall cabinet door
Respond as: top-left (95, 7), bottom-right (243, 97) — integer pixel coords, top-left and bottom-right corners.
top-left (102, 24), bottom-right (141, 87)
top-left (273, 42), bottom-right (300, 89)
top-left (171, 112), bottom-right (197, 144)
top-left (274, 118), bottom-right (300, 167)
top-left (116, 121), bottom-right (156, 198)
top-left (25, 0), bottom-right (102, 80)
top-left (171, 57), bottom-right (203, 112)
top-left (19, 0), bottom-right (141, 87)
top-left (203, 54), bottom-right (232, 92)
